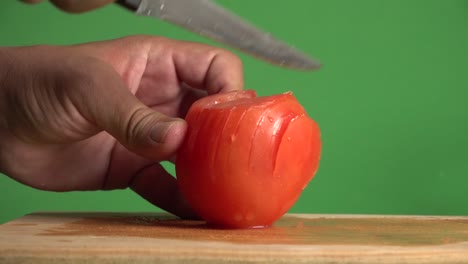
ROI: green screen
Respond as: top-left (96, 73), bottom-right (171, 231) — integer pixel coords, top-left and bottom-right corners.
top-left (1, 0), bottom-right (467, 223)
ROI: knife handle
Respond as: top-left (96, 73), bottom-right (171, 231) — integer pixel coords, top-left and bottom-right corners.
top-left (116, 0), bottom-right (142, 11)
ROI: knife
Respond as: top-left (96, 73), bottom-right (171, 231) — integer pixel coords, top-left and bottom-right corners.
top-left (116, 0), bottom-right (321, 71)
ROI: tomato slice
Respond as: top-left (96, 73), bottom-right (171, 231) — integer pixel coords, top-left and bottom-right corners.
top-left (177, 90), bottom-right (258, 223)
top-left (229, 94), bottom-right (307, 225)
top-left (177, 89), bottom-right (256, 185)
top-left (189, 90), bottom-right (257, 114)
top-left (180, 107), bottom-right (230, 216)
top-left (273, 114), bottom-right (321, 215)
top-left (248, 93), bottom-right (306, 179)
top-left (195, 96), bottom-right (279, 225)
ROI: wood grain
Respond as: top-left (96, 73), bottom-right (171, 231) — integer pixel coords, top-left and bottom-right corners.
top-left (0, 212), bottom-right (467, 263)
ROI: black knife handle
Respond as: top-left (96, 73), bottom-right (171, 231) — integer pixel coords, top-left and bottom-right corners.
top-left (116, 0), bottom-right (142, 11)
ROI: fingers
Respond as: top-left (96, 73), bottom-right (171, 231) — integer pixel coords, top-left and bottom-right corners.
top-left (66, 56), bottom-right (186, 161)
top-left (49, 0), bottom-right (115, 13)
top-left (74, 36), bottom-right (244, 96)
top-left (173, 40), bottom-right (244, 94)
top-left (147, 37), bottom-right (245, 95)
top-left (130, 163), bottom-right (199, 219)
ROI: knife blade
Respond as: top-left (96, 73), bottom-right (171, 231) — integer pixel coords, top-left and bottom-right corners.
top-left (117, 0), bottom-right (321, 71)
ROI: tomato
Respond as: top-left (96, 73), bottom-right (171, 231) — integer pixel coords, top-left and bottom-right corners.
top-left (175, 90), bottom-right (321, 229)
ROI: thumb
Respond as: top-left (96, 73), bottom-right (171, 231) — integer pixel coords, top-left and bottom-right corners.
top-left (71, 59), bottom-right (187, 161)
top-left (117, 107), bottom-right (187, 161)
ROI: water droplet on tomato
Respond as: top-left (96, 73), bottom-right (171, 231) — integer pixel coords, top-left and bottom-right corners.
top-left (268, 116), bottom-right (274, 122)
top-left (287, 137), bottom-right (291, 141)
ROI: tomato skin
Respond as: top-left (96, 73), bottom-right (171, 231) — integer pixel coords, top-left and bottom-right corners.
top-left (176, 90), bottom-right (321, 229)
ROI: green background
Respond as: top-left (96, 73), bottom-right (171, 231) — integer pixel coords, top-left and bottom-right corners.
top-left (1, 0), bottom-right (467, 224)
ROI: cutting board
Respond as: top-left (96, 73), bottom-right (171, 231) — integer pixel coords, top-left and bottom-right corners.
top-left (1, 212), bottom-right (467, 263)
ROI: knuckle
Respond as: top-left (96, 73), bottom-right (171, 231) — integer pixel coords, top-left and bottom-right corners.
top-left (122, 35), bottom-right (168, 49)
top-left (125, 107), bottom-right (157, 148)
top-left (63, 56), bottom-right (115, 90)
top-left (56, 56), bottom-right (120, 123)
top-left (226, 50), bottom-right (243, 66)
top-left (214, 48), bottom-right (242, 67)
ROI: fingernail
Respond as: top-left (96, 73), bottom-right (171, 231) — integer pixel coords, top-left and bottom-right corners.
top-left (150, 121), bottom-right (177, 143)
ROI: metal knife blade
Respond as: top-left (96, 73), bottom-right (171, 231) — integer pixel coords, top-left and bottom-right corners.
top-left (117, 0), bottom-right (321, 71)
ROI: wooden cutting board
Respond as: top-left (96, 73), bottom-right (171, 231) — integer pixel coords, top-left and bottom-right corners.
top-left (1, 212), bottom-right (467, 264)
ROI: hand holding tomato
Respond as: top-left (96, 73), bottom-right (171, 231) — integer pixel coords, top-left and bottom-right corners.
top-left (176, 90), bottom-right (321, 228)
top-left (14, 0), bottom-right (321, 228)
top-left (0, 36), bottom-right (243, 219)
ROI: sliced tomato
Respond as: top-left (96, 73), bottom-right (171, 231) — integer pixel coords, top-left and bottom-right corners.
top-left (175, 90), bottom-right (321, 229)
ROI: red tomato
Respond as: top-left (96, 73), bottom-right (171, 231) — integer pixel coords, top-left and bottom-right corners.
top-left (176, 90), bottom-right (321, 229)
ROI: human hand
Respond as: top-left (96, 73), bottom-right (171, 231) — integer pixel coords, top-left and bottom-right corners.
top-left (21, 0), bottom-right (116, 13)
top-left (0, 36), bottom-right (243, 218)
